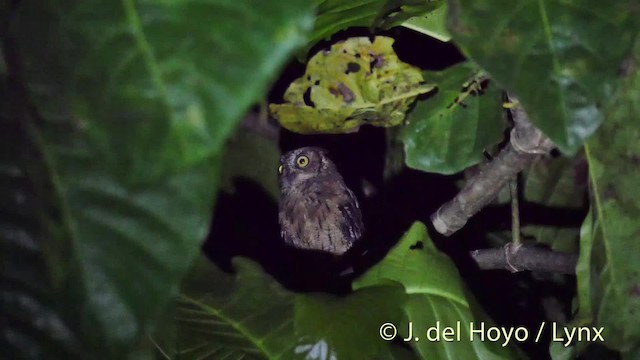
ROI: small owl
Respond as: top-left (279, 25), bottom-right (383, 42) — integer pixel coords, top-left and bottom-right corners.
top-left (278, 147), bottom-right (364, 255)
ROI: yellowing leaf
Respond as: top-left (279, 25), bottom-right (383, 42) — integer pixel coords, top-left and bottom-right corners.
top-left (270, 36), bottom-right (435, 134)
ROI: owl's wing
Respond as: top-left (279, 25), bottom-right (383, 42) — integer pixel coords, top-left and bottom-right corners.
top-left (337, 188), bottom-right (364, 242)
top-left (278, 201), bottom-right (300, 247)
top-left (280, 227), bottom-right (296, 246)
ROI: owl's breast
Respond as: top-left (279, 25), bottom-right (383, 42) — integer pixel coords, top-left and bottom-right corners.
top-left (278, 184), bottom-right (362, 255)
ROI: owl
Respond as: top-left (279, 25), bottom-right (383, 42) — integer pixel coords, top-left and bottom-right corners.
top-left (278, 147), bottom-right (364, 255)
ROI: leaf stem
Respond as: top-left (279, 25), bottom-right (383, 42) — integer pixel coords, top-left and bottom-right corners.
top-left (377, 84), bottom-right (436, 106)
top-left (583, 143), bottom-right (612, 275)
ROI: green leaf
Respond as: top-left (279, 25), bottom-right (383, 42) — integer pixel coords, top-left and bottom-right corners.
top-left (0, 92), bottom-right (219, 359)
top-left (166, 256), bottom-right (409, 359)
top-left (379, 0), bottom-right (446, 30)
top-left (354, 222), bottom-right (519, 359)
top-left (220, 130), bottom-right (281, 200)
top-left (400, 3), bottom-right (451, 42)
top-left (401, 63), bottom-right (505, 175)
top-left (446, 0), bottom-right (639, 154)
top-left (270, 36), bottom-right (435, 134)
top-left (172, 258), bottom-right (297, 359)
top-left (311, 0), bottom-right (388, 46)
top-left (622, 346), bottom-right (640, 360)
top-left (310, 0), bottom-right (443, 48)
top-left (295, 286), bottom-right (406, 359)
top-left (4, 0), bottom-right (314, 357)
top-left (521, 156), bottom-right (587, 252)
top-left (12, 0), bottom-right (314, 182)
top-left (579, 37), bottom-right (640, 351)
top-left (549, 342), bottom-right (575, 360)
top-left (0, 74), bottom-right (85, 360)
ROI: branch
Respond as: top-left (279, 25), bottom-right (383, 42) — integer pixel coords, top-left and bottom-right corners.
top-left (431, 93), bottom-right (555, 236)
top-left (509, 177), bottom-right (521, 245)
top-left (470, 243), bottom-right (578, 274)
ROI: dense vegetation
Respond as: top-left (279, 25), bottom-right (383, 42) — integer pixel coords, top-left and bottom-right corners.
top-left (1, 0), bottom-right (639, 359)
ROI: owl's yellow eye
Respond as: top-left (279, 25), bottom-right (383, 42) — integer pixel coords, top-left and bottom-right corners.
top-left (278, 164), bottom-right (283, 174)
top-left (296, 155), bottom-right (310, 168)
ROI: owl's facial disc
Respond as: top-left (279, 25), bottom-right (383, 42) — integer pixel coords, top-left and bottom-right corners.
top-left (278, 147), bottom-right (332, 191)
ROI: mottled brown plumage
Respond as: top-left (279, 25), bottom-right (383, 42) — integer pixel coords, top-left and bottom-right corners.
top-left (278, 147), bottom-right (363, 255)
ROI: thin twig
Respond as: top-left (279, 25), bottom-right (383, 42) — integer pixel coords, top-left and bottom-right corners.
top-left (509, 177), bottom-right (521, 246)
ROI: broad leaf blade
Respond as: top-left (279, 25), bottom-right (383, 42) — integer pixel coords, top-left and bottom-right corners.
top-left (13, 0), bottom-right (314, 181)
top-left (401, 63), bottom-right (505, 175)
top-left (295, 286), bottom-right (406, 359)
top-left (378, 0), bottom-right (445, 30)
top-left (220, 130), bottom-right (282, 200)
top-left (310, 0), bottom-right (442, 48)
top-left (312, 0), bottom-right (388, 45)
top-left (400, 3), bottom-right (451, 42)
top-left (0, 73), bottom-right (85, 360)
top-left (354, 222), bottom-right (519, 359)
top-left (170, 257), bottom-right (408, 359)
top-left (446, 0), bottom-right (639, 154)
top-left (175, 258), bottom-right (296, 359)
top-left (271, 36), bottom-right (435, 134)
top-left (4, 0), bottom-right (314, 357)
top-left (580, 37), bottom-right (640, 351)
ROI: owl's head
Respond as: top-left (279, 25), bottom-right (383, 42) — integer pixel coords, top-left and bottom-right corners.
top-left (278, 147), bottom-right (338, 189)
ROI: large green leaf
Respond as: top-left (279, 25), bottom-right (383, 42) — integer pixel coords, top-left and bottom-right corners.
top-left (3, 0), bottom-right (314, 358)
top-left (378, 0), bottom-right (446, 30)
top-left (401, 63), bottom-right (505, 174)
top-left (12, 0), bottom-right (313, 181)
top-left (219, 130), bottom-right (281, 200)
top-left (311, 0), bottom-right (389, 46)
top-left (165, 256), bottom-right (409, 359)
top-left (295, 286), bottom-right (406, 359)
top-left (309, 0), bottom-right (443, 48)
top-left (0, 74), bottom-right (85, 359)
top-left (171, 258), bottom-right (297, 359)
top-left (446, 0), bottom-right (639, 154)
top-left (399, 2), bottom-right (450, 42)
top-left (578, 37), bottom-right (640, 351)
top-left (354, 222), bottom-right (519, 359)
